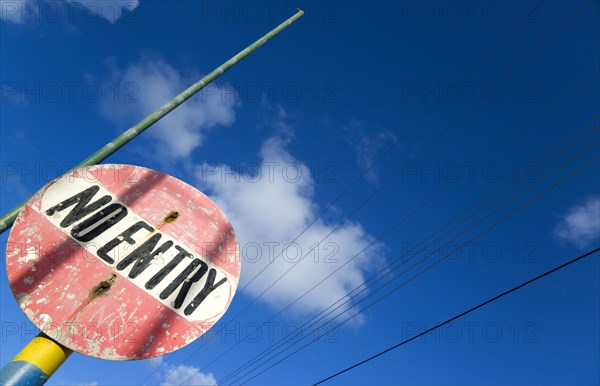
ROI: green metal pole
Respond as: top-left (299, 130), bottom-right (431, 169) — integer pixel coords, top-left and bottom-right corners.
top-left (0, 9), bottom-right (304, 234)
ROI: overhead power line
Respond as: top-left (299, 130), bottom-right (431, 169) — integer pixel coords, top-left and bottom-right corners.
top-left (234, 0), bottom-right (547, 296)
top-left (151, 1), bottom-right (598, 384)
top-left (225, 0), bottom-right (590, 334)
top-left (223, 139), bottom-right (600, 385)
top-left (144, 1), bottom-right (549, 383)
top-left (313, 247), bottom-right (600, 385)
top-left (217, 118), bottom-right (599, 384)
top-left (213, 100), bottom-right (599, 385)
top-left (209, 0), bottom-right (595, 381)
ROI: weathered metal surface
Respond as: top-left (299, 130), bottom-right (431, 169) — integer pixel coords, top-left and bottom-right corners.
top-left (5, 165), bottom-right (240, 360)
top-left (0, 8), bottom-right (304, 235)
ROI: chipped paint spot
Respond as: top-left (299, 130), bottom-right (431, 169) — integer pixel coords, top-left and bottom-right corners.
top-left (18, 247), bottom-right (39, 263)
top-left (24, 277), bottom-right (34, 285)
top-left (17, 293), bottom-right (30, 305)
top-left (102, 347), bottom-right (128, 360)
top-left (7, 247), bottom-right (20, 258)
top-left (40, 313), bottom-right (52, 328)
top-left (87, 340), bottom-right (101, 357)
top-left (153, 252), bottom-right (164, 265)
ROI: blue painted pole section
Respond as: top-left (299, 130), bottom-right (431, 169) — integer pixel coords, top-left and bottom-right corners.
top-left (1, 361), bottom-right (49, 386)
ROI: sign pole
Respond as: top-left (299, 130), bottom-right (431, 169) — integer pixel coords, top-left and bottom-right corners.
top-left (0, 8), bottom-right (304, 235)
top-left (0, 333), bottom-right (72, 386)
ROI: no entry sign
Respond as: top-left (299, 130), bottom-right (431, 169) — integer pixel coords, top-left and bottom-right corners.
top-left (5, 164), bottom-right (240, 360)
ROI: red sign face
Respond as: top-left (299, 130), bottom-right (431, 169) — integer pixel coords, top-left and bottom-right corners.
top-left (5, 164), bottom-right (240, 360)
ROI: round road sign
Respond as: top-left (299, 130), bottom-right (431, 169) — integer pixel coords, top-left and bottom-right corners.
top-left (5, 164), bottom-right (240, 360)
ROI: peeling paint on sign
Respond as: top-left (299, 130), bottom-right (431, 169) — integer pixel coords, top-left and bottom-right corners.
top-left (5, 164), bottom-right (240, 360)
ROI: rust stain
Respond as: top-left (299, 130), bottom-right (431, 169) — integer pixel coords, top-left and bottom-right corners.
top-left (67, 273), bottom-right (117, 322)
top-left (154, 210), bottom-right (179, 232)
top-left (163, 210), bottom-right (179, 223)
top-left (91, 274), bottom-right (117, 298)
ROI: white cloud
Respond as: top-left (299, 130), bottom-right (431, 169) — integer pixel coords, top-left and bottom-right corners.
top-left (99, 55), bottom-right (237, 162)
top-left (161, 364), bottom-right (216, 386)
top-left (342, 119), bottom-right (397, 185)
top-left (195, 112), bottom-right (386, 320)
top-left (554, 196), bottom-right (600, 249)
top-left (144, 356), bottom-right (163, 369)
top-left (146, 356), bottom-right (217, 386)
top-left (0, 0), bottom-right (139, 24)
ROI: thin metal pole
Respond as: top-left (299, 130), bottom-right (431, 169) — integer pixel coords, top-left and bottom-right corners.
top-left (0, 9), bottom-right (304, 234)
top-left (0, 333), bottom-right (73, 386)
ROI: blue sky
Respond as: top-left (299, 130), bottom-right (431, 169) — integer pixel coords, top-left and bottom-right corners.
top-left (1, 1), bottom-right (599, 385)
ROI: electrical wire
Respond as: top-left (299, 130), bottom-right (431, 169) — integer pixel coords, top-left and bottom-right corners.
top-left (232, 153), bottom-right (600, 385)
top-left (224, 138), bottom-right (599, 385)
top-left (201, 81), bottom-right (599, 383)
top-left (236, 0), bottom-right (548, 296)
top-left (215, 118), bottom-right (599, 384)
top-left (312, 247), bottom-right (600, 385)
top-left (145, 1), bottom-right (598, 384)
top-left (142, 1), bottom-right (548, 381)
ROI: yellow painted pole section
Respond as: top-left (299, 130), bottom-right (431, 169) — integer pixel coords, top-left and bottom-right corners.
top-left (14, 333), bottom-right (72, 374)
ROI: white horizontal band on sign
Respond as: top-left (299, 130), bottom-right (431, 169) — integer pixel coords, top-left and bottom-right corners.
top-left (37, 174), bottom-right (235, 323)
